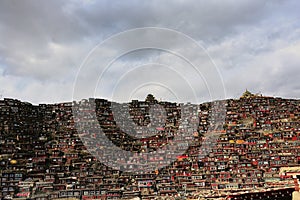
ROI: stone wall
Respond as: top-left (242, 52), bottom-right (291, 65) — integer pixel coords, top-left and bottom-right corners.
top-left (293, 191), bottom-right (300, 200)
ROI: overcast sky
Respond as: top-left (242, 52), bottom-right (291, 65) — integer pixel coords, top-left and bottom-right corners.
top-left (0, 0), bottom-right (300, 104)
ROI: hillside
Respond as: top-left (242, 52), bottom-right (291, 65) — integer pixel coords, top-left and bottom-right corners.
top-left (0, 94), bottom-right (300, 199)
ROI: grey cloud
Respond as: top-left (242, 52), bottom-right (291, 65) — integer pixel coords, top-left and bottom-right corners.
top-left (0, 0), bottom-right (299, 103)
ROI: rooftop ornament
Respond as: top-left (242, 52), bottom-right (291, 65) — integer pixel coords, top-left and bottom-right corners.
top-left (241, 89), bottom-right (255, 99)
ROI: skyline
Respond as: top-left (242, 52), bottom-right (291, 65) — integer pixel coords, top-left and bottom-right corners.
top-left (0, 0), bottom-right (300, 104)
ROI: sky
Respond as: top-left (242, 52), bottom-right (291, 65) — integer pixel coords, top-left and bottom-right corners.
top-left (0, 0), bottom-right (300, 104)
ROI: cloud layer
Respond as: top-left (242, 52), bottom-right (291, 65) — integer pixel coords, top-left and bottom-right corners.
top-left (0, 0), bottom-right (300, 104)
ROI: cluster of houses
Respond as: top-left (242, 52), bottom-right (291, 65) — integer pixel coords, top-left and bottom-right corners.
top-left (0, 91), bottom-right (299, 199)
